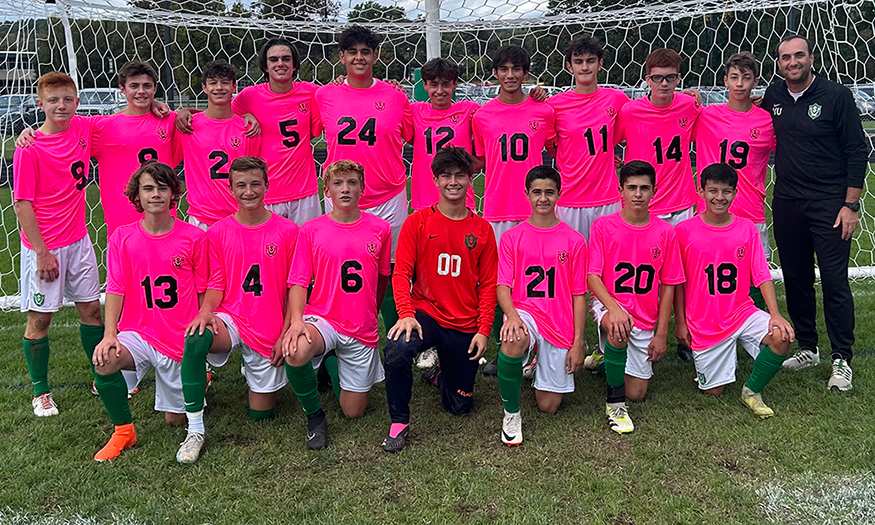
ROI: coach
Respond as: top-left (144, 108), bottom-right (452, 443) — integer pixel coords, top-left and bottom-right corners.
top-left (763, 34), bottom-right (869, 390)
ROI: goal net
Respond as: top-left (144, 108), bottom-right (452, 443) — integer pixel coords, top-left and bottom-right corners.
top-left (0, 0), bottom-right (873, 309)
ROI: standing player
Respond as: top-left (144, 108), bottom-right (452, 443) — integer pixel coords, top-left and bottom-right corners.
top-left (674, 164), bottom-right (793, 418)
top-left (382, 147), bottom-right (497, 453)
top-left (587, 161), bottom-right (684, 433)
top-left (283, 160), bottom-right (391, 450)
top-left (616, 48), bottom-right (701, 362)
top-left (178, 156), bottom-right (299, 464)
top-left (496, 166), bottom-right (587, 446)
top-left (13, 72), bottom-right (103, 417)
top-left (315, 25), bottom-right (412, 333)
top-left (695, 52), bottom-right (775, 310)
top-left (547, 35), bottom-right (629, 238)
top-left (91, 162), bottom-right (208, 461)
top-left (175, 60), bottom-right (261, 229)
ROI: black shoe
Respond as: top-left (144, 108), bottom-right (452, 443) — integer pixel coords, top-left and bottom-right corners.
top-left (382, 427), bottom-right (409, 453)
top-left (676, 343), bottom-right (694, 362)
top-left (482, 357), bottom-right (498, 376)
top-left (316, 350), bottom-right (336, 393)
top-left (420, 366), bottom-right (440, 387)
top-left (305, 417), bottom-right (328, 450)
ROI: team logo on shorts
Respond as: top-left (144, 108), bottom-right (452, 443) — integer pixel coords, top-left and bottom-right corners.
top-left (230, 136), bottom-right (242, 149)
top-left (366, 241), bottom-right (377, 256)
top-left (375, 101), bottom-right (385, 111)
top-left (304, 315), bottom-right (319, 323)
top-left (450, 115), bottom-right (460, 124)
top-left (78, 138), bottom-right (87, 149)
top-left (678, 117), bottom-right (688, 129)
top-left (529, 120), bottom-right (539, 132)
top-left (651, 247), bottom-right (661, 260)
top-left (605, 106), bottom-right (616, 118)
top-left (171, 255), bottom-right (184, 268)
top-left (557, 250), bottom-right (568, 264)
top-left (736, 246), bottom-right (746, 260)
top-left (298, 103), bottom-right (308, 113)
top-left (33, 293), bottom-right (45, 307)
top-left (266, 243), bottom-right (278, 257)
top-left (808, 103), bottom-right (822, 120)
top-left (157, 128), bottom-right (167, 140)
top-left (750, 128), bottom-right (760, 139)
top-left (465, 234), bottom-right (478, 251)
top-left (698, 371), bottom-right (707, 385)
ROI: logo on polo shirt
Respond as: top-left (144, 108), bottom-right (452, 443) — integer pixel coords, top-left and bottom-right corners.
top-left (266, 243), bottom-right (278, 257)
top-left (808, 103), bottom-right (822, 120)
top-left (606, 106), bottom-right (616, 118)
top-left (529, 120), bottom-right (539, 132)
top-left (450, 115), bottom-right (460, 124)
top-left (771, 104), bottom-right (782, 116)
top-left (651, 247), bottom-right (661, 260)
top-left (157, 128), bottom-right (167, 140)
top-left (557, 250), bottom-right (568, 264)
top-left (375, 101), bottom-right (385, 111)
top-left (750, 128), bottom-right (760, 139)
top-left (299, 103), bottom-right (308, 113)
top-left (737, 246), bottom-right (746, 260)
top-left (230, 136), bottom-right (242, 149)
top-left (171, 255), bottom-right (184, 268)
top-left (366, 241), bottom-right (377, 256)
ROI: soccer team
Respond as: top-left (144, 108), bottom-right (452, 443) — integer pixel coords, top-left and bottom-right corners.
top-left (13, 26), bottom-right (867, 463)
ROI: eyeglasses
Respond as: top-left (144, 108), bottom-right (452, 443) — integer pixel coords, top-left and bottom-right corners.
top-left (647, 74), bottom-right (680, 84)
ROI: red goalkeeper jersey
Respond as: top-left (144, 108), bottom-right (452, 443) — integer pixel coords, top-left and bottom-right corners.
top-left (393, 206), bottom-right (498, 336)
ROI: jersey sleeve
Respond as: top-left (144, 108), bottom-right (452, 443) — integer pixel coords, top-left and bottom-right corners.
top-left (231, 89), bottom-right (249, 116)
top-left (378, 222), bottom-right (392, 276)
top-left (392, 214), bottom-right (419, 320)
top-left (570, 235), bottom-right (588, 295)
top-left (476, 226), bottom-right (499, 337)
top-left (614, 105), bottom-right (627, 144)
top-left (496, 233), bottom-right (515, 288)
top-left (586, 220), bottom-right (606, 276)
top-left (660, 228), bottom-right (685, 285)
top-left (401, 99), bottom-right (414, 143)
top-left (749, 223), bottom-right (771, 287)
top-left (472, 114), bottom-right (485, 157)
top-left (543, 105), bottom-right (557, 145)
top-left (245, 133), bottom-right (262, 157)
top-left (192, 232), bottom-right (210, 293)
top-left (206, 229), bottom-right (226, 291)
top-left (12, 146), bottom-right (38, 202)
top-left (105, 232), bottom-right (125, 295)
top-left (288, 228), bottom-right (314, 287)
top-left (309, 89), bottom-right (324, 138)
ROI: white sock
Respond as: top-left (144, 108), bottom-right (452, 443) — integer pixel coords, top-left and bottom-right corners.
top-left (186, 409), bottom-right (205, 435)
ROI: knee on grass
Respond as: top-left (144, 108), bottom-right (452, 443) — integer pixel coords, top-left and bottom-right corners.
top-left (536, 391), bottom-right (563, 414)
top-left (165, 412), bottom-right (186, 426)
top-left (703, 385), bottom-right (725, 396)
top-left (441, 390), bottom-right (473, 416)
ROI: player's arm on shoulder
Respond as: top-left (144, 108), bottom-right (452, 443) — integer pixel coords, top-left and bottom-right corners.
top-left (586, 273), bottom-right (633, 343)
top-left (14, 126), bottom-right (36, 148)
top-left (758, 280), bottom-right (794, 342)
top-left (567, 294), bottom-right (587, 373)
top-left (94, 293), bottom-right (125, 366)
top-left (648, 283), bottom-right (675, 362)
top-left (241, 113), bottom-right (261, 138)
top-left (174, 107), bottom-right (202, 135)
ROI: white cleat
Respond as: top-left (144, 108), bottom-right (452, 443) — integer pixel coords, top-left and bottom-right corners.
top-left (176, 432), bottom-right (205, 464)
top-left (32, 393), bottom-right (59, 417)
top-left (827, 359), bottom-right (853, 391)
top-left (782, 347), bottom-right (820, 371)
top-left (501, 411), bottom-right (523, 446)
top-left (416, 348), bottom-right (438, 370)
top-left (606, 402), bottom-right (634, 434)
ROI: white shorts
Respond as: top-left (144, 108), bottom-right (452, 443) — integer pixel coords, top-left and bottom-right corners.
top-left (19, 236), bottom-right (100, 313)
top-left (118, 331), bottom-right (189, 414)
top-left (186, 214), bottom-right (210, 231)
top-left (657, 206), bottom-right (695, 227)
top-left (693, 310), bottom-right (770, 390)
top-left (266, 194), bottom-right (323, 225)
top-left (557, 201), bottom-right (622, 239)
top-left (489, 220), bottom-right (523, 246)
top-left (591, 297), bottom-right (656, 380)
top-left (755, 222), bottom-right (771, 261)
top-left (325, 189), bottom-right (407, 260)
top-left (214, 312), bottom-right (287, 394)
top-left (514, 309), bottom-right (575, 394)
top-left (305, 315), bottom-right (384, 393)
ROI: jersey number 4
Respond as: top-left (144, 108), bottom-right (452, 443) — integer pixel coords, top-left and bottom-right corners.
top-left (242, 264), bottom-right (263, 297)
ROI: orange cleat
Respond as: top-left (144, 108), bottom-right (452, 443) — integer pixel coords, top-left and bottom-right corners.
top-left (94, 423), bottom-right (137, 462)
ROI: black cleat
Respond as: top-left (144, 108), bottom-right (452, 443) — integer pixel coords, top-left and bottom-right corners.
top-left (676, 342), bottom-right (694, 362)
top-left (382, 427), bottom-right (409, 453)
top-left (305, 417), bottom-right (328, 450)
top-left (482, 357), bottom-right (498, 376)
top-left (420, 366), bottom-right (440, 387)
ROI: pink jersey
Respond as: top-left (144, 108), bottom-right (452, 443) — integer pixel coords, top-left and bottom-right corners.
top-left (232, 82), bottom-right (322, 205)
top-left (498, 221), bottom-right (587, 349)
top-left (176, 112), bottom-right (261, 225)
top-left (13, 115), bottom-right (92, 250)
top-left (617, 95), bottom-right (701, 215)
top-left (587, 212), bottom-right (684, 330)
top-left (409, 100), bottom-right (478, 210)
top-left (106, 219), bottom-right (208, 361)
top-left (288, 213), bottom-right (391, 347)
top-left (473, 97), bottom-right (556, 221)
top-left (91, 112), bottom-right (181, 236)
top-left (675, 215), bottom-right (771, 351)
top-left (695, 104), bottom-right (775, 223)
top-left (315, 82), bottom-right (413, 209)
top-left (548, 87), bottom-right (629, 207)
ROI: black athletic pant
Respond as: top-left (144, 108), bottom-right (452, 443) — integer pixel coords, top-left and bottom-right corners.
top-left (772, 196), bottom-right (854, 362)
top-left (384, 311), bottom-right (479, 424)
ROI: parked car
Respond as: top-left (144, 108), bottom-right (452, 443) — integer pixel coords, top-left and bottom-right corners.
top-left (77, 88), bottom-right (126, 116)
top-left (0, 93), bottom-right (38, 135)
top-left (849, 87), bottom-right (875, 121)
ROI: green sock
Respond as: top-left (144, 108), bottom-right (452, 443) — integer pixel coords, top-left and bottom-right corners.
top-left (497, 352), bottom-right (524, 413)
top-left (323, 353), bottom-right (341, 399)
top-left (749, 286), bottom-right (766, 311)
top-left (181, 331), bottom-right (214, 413)
top-left (380, 280), bottom-right (398, 334)
top-left (491, 305), bottom-right (503, 349)
top-left (603, 342), bottom-right (628, 388)
top-left (746, 346), bottom-right (788, 393)
top-left (79, 324), bottom-right (103, 375)
top-left (95, 371), bottom-right (132, 425)
top-left (23, 337), bottom-right (51, 397)
top-left (285, 363), bottom-right (322, 415)
top-left (249, 407), bottom-right (274, 421)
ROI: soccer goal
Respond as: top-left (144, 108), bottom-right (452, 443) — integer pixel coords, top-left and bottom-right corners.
top-left (0, 0), bottom-right (873, 309)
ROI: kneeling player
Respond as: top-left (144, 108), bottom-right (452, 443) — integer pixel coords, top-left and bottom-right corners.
top-left (91, 162), bottom-right (208, 461)
top-left (674, 164), bottom-right (794, 418)
top-left (587, 161), bottom-right (684, 433)
top-left (179, 156), bottom-right (299, 463)
top-left (283, 160), bottom-right (391, 450)
top-left (382, 147), bottom-right (497, 453)
top-left (496, 166), bottom-right (587, 446)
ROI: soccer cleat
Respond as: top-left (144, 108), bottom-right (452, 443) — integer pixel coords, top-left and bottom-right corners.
top-left (176, 432), bottom-right (205, 464)
top-left (420, 366), bottom-right (440, 387)
top-left (94, 424), bottom-right (137, 462)
top-left (32, 393), bottom-right (59, 417)
top-left (522, 350), bottom-right (538, 381)
top-left (482, 357), bottom-right (498, 376)
top-left (501, 411), bottom-right (523, 446)
top-left (741, 386), bottom-right (774, 419)
top-left (583, 351), bottom-right (604, 372)
top-left (676, 342), bottom-right (694, 363)
top-left (416, 348), bottom-right (438, 369)
top-left (606, 402), bottom-right (634, 434)
top-left (827, 359), bottom-right (853, 391)
top-left (91, 380), bottom-right (99, 397)
top-left (205, 370), bottom-right (212, 393)
top-left (782, 347), bottom-right (820, 371)
top-left (382, 427), bottom-right (409, 453)
top-left (305, 418), bottom-right (328, 450)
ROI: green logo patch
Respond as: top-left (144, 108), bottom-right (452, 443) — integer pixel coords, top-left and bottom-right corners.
top-left (33, 293), bottom-right (45, 307)
top-left (697, 372), bottom-right (707, 385)
top-left (808, 103), bottom-right (821, 120)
